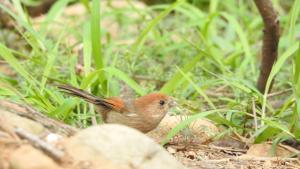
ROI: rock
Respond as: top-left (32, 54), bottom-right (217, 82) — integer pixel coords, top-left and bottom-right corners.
top-left (64, 139), bottom-right (125, 169)
top-left (0, 110), bottom-right (46, 135)
top-left (0, 140), bottom-right (18, 169)
top-left (63, 124), bottom-right (186, 169)
top-left (246, 143), bottom-right (298, 157)
top-left (167, 147), bottom-right (176, 154)
top-left (147, 114), bottom-right (219, 144)
top-left (9, 145), bottom-right (62, 169)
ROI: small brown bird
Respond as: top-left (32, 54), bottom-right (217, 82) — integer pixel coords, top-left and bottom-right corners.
top-left (58, 85), bottom-right (175, 133)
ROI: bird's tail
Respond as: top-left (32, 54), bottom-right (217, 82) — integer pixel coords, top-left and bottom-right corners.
top-left (58, 84), bottom-right (124, 111)
top-left (57, 84), bottom-right (104, 105)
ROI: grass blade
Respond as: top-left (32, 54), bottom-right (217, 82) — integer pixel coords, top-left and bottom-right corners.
top-left (221, 12), bottom-right (253, 75)
top-left (263, 118), bottom-right (294, 137)
top-left (261, 43), bottom-right (299, 123)
top-left (11, 0), bottom-right (28, 24)
top-left (132, 0), bottom-right (184, 52)
top-left (160, 54), bottom-right (202, 94)
top-left (91, 0), bottom-right (104, 69)
top-left (83, 22), bottom-right (92, 76)
top-left (80, 0), bottom-right (91, 12)
top-left (287, 0), bottom-right (300, 44)
top-left (176, 66), bottom-right (216, 109)
top-left (103, 67), bottom-right (146, 95)
top-left (0, 43), bottom-right (37, 87)
top-left (40, 0), bottom-right (74, 34)
top-left (294, 42), bottom-right (300, 90)
top-left (81, 67), bottom-right (146, 96)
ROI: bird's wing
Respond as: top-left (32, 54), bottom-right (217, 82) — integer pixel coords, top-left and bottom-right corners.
top-left (103, 97), bottom-right (127, 112)
top-left (122, 98), bottom-right (141, 117)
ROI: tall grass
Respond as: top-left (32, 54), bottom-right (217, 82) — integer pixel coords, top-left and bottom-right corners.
top-left (0, 0), bottom-right (299, 143)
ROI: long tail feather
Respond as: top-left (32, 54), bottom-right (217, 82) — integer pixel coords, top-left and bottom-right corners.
top-left (57, 84), bottom-right (114, 109)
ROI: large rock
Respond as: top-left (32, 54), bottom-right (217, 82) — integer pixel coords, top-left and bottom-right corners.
top-left (63, 124), bottom-right (186, 169)
top-left (148, 114), bottom-right (219, 144)
top-left (9, 145), bottom-right (62, 169)
top-left (0, 110), bottom-right (46, 135)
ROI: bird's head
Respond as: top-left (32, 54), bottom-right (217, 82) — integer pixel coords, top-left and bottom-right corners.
top-left (135, 93), bottom-right (176, 121)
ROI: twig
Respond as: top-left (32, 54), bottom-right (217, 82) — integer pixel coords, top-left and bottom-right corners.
top-left (236, 156), bottom-right (299, 161)
top-left (233, 131), bottom-right (251, 146)
top-left (267, 88), bottom-right (293, 98)
top-left (254, 0), bottom-right (280, 93)
top-left (209, 145), bottom-right (247, 153)
top-left (277, 143), bottom-right (300, 156)
top-left (206, 156), bottom-right (299, 162)
top-left (14, 127), bottom-right (65, 162)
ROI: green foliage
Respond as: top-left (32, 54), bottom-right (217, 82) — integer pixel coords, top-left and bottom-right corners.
top-left (160, 53), bottom-right (202, 94)
top-left (0, 0), bottom-right (300, 142)
top-left (91, 0), bottom-right (107, 93)
top-left (291, 42), bottom-right (300, 138)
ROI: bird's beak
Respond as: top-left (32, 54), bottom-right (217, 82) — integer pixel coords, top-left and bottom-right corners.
top-left (168, 97), bottom-right (177, 108)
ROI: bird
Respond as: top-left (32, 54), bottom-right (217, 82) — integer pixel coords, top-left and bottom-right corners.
top-left (58, 84), bottom-right (176, 133)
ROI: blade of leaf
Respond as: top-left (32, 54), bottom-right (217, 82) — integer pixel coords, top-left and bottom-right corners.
top-left (103, 67), bottom-right (146, 95)
top-left (176, 66), bottom-right (216, 109)
top-left (160, 54), bottom-right (202, 94)
top-left (132, 0), bottom-right (185, 53)
top-left (0, 43), bottom-right (38, 87)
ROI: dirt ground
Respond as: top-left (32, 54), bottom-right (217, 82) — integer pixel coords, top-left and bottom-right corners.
top-left (1, 100), bottom-right (300, 169)
top-left (169, 144), bottom-right (300, 169)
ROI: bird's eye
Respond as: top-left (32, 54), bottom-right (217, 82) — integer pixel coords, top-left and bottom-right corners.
top-left (159, 100), bottom-right (165, 106)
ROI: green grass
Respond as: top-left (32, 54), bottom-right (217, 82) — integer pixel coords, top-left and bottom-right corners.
top-left (0, 0), bottom-right (299, 143)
